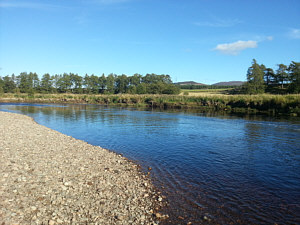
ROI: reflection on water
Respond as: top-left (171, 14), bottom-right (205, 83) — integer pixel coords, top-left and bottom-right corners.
top-left (1, 103), bottom-right (300, 224)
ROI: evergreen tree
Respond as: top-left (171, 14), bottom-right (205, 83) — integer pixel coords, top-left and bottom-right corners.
top-left (70, 73), bottom-right (83, 93)
top-left (18, 72), bottom-right (30, 93)
top-left (41, 73), bottom-right (53, 93)
top-left (0, 77), bottom-right (4, 93)
top-left (115, 74), bottom-right (129, 93)
top-left (51, 74), bottom-right (60, 92)
top-left (142, 73), bottom-right (160, 84)
top-left (30, 72), bottom-right (40, 91)
top-left (129, 73), bottom-right (142, 86)
top-left (162, 83), bottom-right (181, 94)
top-left (89, 74), bottom-right (100, 94)
top-left (83, 74), bottom-right (92, 93)
top-left (288, 61), bottom-right (300, 93)
top-left (264, 68), bottom-right (275, 86)
top-left (136, 83), bottom-right (147, 94)
top-left (160, 74), bottom-right (172, 84)
top-left (98, 74), bottom-right (106, 93)
top-left (245, 59), bottom-right (265, 94)
top-left (3, 75), bottom-right (16, 93)
top-left (106, 74), bottom-right (116, 94)
top-left (57, 73), bottom-right (72, 93)
top-left (275, 64), bottom-right (288, 89)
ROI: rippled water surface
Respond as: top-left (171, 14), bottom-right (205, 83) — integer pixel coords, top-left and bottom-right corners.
top-left (1, 103), bottom-right (300, 224)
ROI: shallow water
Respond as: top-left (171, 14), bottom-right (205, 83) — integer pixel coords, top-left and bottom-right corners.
top-left (1, 103), bottom-right (300, 224)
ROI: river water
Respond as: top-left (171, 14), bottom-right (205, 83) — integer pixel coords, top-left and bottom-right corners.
top-left (1, 103), bottom-right (299, 224)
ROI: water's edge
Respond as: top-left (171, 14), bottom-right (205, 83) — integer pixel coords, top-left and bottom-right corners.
top-left (1, 94), bottom-right (299, 118)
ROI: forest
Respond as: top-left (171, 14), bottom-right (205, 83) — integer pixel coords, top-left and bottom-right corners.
top-left (239, 60), bottom-right (300, 94)
top-left (0, 73), bottom-right (180, 95)
top-left (0, 60), bottom-right (299, 96)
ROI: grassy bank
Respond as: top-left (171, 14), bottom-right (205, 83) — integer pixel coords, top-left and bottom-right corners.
top-left (0, 93), bottom-right (300, 117)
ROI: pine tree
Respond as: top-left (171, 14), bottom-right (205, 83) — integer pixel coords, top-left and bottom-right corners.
top-left (275, 64), bottom-right (288, 89)
top-left (41, 73), bottom-right (53, 93)
top-left (288, 61), bottom-right (300, 93)
top-left (245, 59), bottom-right (265, 94)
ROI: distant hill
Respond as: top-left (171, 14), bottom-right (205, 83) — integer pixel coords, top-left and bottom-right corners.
top-left (176, 81), bottom-right (245, 86)
top-left (212, 81), bottom-right (245, 86)
top-left (176, 81), bottom-right (206, 86)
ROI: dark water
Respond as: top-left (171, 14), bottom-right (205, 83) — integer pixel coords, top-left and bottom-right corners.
top-left (1, 103), bottom-right (300, 224)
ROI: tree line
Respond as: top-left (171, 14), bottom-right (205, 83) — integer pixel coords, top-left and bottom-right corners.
top-left (0, 73), bottom-right (180, 95)
top-left (244, 60), bottom-right (300, 94)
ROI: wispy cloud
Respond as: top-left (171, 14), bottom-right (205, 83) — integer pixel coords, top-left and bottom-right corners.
top-left (0, 2), bottom-right (40, 9)
top-left (65, 64), bottom-right (86, 68)
top-left (182, 48), bottom-right (192, 53)
top-left (214, 40), bottom-right (257, 55)
top-left (0, 1), bottom-right (64, 10)
top-left (194, 18), bottom-right (241, 28)
top-left (0, 0), bottom-right (134, 10)
top-left (253, 35), bottom-right (274, 42)
top-left (75, 12), bottom-right (89, 25)
top-left (288, 28), bottom-right (300, 39)
top-left (88, 0), bottom-right (133, 4)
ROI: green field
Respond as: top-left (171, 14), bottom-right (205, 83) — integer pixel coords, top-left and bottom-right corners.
top-left (180, 88), bottom-right (233, 95)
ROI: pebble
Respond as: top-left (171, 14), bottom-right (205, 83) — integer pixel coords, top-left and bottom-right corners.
top-left (155, 213), bottom-right (162, 218)
top-left (203, 215), bottom-right (211, 221)
top-left (61, 186), bottom-right (68, 191)
top-left (0, 111), bottom-right (161, 225)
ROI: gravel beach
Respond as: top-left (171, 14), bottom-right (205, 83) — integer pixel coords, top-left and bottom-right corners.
top-left (0, 111), bottom-right (162, 224)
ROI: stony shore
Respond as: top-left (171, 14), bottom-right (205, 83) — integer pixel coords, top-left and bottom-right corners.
top-left (0, 111), bottom-right (162, 224)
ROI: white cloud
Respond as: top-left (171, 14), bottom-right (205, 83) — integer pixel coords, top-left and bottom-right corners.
top-left (214, 40), bottom-right (257, 55)
top-left (289, 28), bottom-right (300, 39)
top-left (266, 36), bottom-right (274, 41)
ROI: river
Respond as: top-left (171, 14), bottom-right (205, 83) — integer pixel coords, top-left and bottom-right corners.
top-left (1, 103), bottom-right (299, 224)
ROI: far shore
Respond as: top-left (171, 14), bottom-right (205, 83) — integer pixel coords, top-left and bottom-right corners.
top-left (0, 111), bottom-right (164, 224)
top-left (1, 92), bottom-right (300, 117)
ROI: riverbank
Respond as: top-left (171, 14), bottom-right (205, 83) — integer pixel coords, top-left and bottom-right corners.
top-left (0, 111), bottom-right (163, 224)
top-left (1, 93), bottom-right (300, 117)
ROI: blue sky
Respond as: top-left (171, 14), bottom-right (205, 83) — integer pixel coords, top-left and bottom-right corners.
top-left (0, 0), bottom-right (299, 84)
